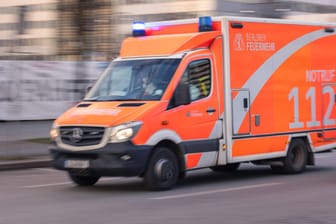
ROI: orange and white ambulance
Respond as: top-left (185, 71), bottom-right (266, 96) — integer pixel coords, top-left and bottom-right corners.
top-left (50, 16), bottom-right (336, 190)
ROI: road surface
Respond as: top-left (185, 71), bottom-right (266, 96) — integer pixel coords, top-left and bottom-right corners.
top-left (0, 150), bottom-right (335, 224)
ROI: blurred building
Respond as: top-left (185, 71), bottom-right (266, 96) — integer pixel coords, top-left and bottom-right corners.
top-left (58, 0), bottom-right (113, 60)
top-left (113, 0), bottom-right (336, 55)
top-left (1, 0), bottom-right (336, 61)
top-left (0, 0), bottom-right (114, 60)
top-left (284, 0), bottom-right (336, 22)
top-left (0, 0), bottom-right (57, 60)
top-left (216, 0), bottom-right (336, 19)
top-left (112, 0), bottom-right (216, 55)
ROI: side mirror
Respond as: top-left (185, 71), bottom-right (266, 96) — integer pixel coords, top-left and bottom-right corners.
top-left (172, 83), bottom-right (191, 107)
top-left (86, 85), bottom-right (92, 94)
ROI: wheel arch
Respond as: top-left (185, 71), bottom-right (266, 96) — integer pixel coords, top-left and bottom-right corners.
top-left (142, 139), bottom-right (185, 177)
top-left (157, 140), bottom-right (186, 176)
top-left (144, 129), bottom-right (185, 176)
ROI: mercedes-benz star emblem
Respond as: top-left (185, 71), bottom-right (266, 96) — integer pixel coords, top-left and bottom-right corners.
top-left (70, 128), bottom-right (84, 143)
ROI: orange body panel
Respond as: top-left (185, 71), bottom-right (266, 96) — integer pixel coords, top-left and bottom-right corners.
top-left (229, 23), bottom-right (320, 90)
top-left (185, 153), bottom-right (202, 169)
top-left (55, 101), bottom-right (165, 127)
top-left (232, 136), bottom-right (289, 157)
top-left (229, 20), bottom-right (336, 158)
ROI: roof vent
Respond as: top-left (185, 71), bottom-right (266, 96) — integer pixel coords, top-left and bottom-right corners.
top-left (118, 103), bottom-right (145, 107)
top-left (77, 103), bottom-right (91, 108)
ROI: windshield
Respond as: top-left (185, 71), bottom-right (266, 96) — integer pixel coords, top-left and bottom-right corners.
top-left (85, 58), bottom-right (181, 101)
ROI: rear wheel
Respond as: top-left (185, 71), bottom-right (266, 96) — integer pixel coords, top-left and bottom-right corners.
top-left (144, 147), bottom-right (179, 191)
top-left (272, 139), bottom-right (307, 174)
top-left (68, 172), bottom-right (100, 186)
top-left (211, 163), bottom-right (240, 172)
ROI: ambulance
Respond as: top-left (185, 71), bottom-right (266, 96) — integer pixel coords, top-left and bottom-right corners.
top-left (50, 16), bottom-right (336, 190)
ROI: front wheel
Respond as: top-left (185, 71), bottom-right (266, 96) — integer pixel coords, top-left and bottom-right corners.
top-left (144, 147), bottom-right (179, 191)
top-left (68, 172), bottom-right (100, 186)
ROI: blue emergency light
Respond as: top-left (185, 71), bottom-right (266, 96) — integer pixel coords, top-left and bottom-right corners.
top-left (198, 16), bottom-right (213, 32)
top-left (132, 21), bottom-right (146, 37)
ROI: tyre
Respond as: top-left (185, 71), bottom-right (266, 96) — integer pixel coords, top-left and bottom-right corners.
top-left (211, 163), bottom-right (240, 172)
top-left (144, 147), bottom-right (179, 191)
top-left (68, 173), bottom-right (100, 186)
top-left (282, 139), bottom-right (308, 174)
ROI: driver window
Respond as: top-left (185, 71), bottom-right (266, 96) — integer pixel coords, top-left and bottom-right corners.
top-left (185, 59), bottom-right (211, 101)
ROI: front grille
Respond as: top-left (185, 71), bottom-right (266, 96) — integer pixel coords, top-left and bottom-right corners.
top-left (60, 126), bottom-right (105, 147)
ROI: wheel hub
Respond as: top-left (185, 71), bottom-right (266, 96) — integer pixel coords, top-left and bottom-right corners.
top-left (155, 159), bottom-right (173, 181)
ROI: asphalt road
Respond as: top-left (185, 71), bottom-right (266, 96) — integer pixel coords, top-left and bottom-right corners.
top-left (1, 151), bottom-right (336, 224)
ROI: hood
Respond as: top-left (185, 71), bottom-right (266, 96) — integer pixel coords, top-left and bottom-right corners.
top-left (55, 101), bottom-right (164, 127)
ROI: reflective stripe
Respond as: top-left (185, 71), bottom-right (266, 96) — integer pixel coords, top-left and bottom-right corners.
top-left (209, 119), bottom-right (223, 139)
top-left (199, 76), bottom-right (210, 95)
top-left (185, 151), bottom-right (218, 170)
top-left (145, 129), bottom-right (182, 146)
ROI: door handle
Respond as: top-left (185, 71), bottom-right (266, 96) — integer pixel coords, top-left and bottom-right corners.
top-left (206, 108), bottom-right (216, 113)
top-left (243, 98), bottom-right (249, 109)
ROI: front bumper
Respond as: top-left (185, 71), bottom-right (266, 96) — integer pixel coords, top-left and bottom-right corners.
top-left (49, 141), bottom-right (152, 177)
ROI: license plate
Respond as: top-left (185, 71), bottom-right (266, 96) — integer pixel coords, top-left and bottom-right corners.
top-left (64, 160), bottom-right (89, 169)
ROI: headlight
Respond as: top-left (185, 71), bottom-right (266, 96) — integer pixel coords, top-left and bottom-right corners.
top-left (50, 125), bottom-right (59, 140)
top-left (109, 121), bottom-right (143, 143)
top-left (114, 128), bottom-right (133, 141)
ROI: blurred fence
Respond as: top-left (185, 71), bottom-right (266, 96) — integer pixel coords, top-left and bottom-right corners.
top-left (0, 60), bottom-right (108, 120)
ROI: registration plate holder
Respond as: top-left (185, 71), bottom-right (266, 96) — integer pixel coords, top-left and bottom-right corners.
top-left (64, 160), bottom-right (89, 169)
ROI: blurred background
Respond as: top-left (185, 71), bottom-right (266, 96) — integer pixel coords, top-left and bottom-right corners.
top-left (1, 0), bottom-right (336, 121)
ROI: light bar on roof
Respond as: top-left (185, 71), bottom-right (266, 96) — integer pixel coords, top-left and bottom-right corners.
top-left (198, 16), bottom-right (213, 32)
top-left (132, 21), bottom-right (146, 37)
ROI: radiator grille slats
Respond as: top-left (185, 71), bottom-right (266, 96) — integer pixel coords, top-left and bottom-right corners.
top-left (60, 126), bottom-right (105, 146)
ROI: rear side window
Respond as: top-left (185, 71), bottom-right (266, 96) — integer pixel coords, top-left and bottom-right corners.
top-left (185, 59), bottom-right (211, 101)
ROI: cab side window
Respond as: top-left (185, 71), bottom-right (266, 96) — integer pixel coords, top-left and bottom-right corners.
top-left (169, 59), bottom-right (211, 109)
top-left (187, 59), bottom-right (211, 101)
